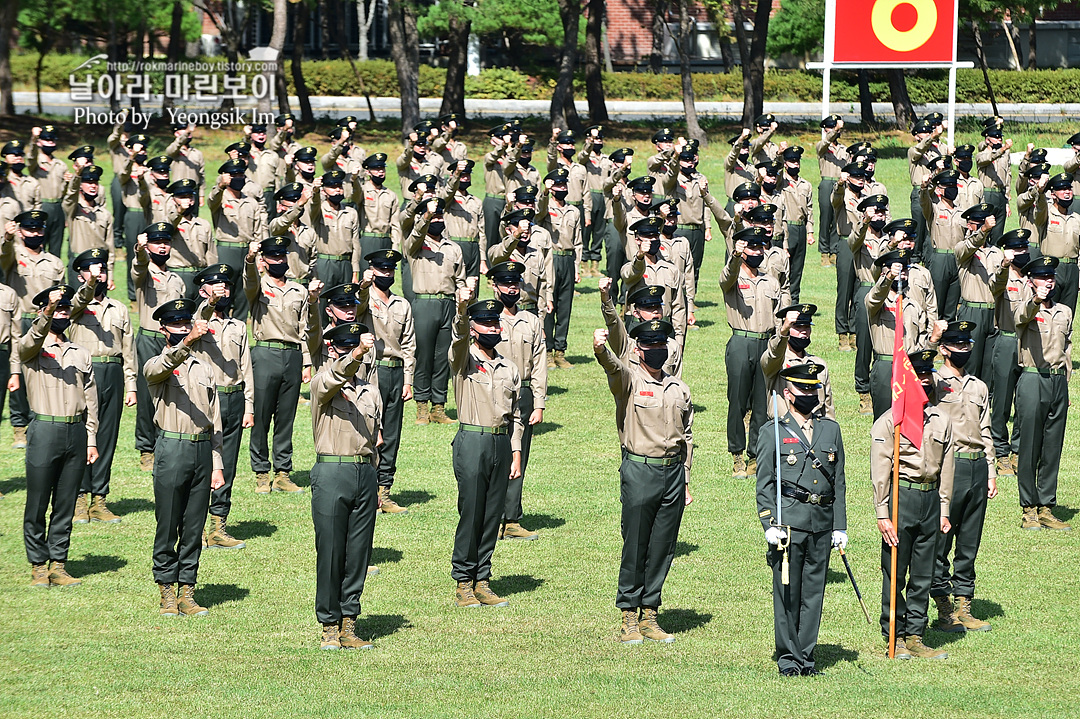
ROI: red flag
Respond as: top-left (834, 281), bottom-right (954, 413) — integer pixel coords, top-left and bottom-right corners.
top-left (891, 292), bottom-right (927, 448)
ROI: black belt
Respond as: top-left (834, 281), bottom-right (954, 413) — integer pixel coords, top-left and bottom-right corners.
top-left (781, 481), bottom-right (835, 506)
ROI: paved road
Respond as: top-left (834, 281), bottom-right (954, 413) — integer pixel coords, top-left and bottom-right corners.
top-left (14, 92), bottom-right (1080, 125)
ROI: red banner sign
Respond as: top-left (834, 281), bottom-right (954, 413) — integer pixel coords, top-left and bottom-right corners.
top-left (833, 0), bottom-right (956, 65)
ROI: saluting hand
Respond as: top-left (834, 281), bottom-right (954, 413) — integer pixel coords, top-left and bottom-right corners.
top-left (184, 319), bottom-right (209, 345)
top-left (598, 276), bottom-right (612, 298)
top-left (307, 279), bottom-right (324, 302)
top-left (593, 328), bottom-right (609, 352)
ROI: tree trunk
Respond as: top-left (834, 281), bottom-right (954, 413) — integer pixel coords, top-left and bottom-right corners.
top-left (107, 17), bottom-right (121, 111)
top-left (293, 2), bottom-right (315, 122)
top-left (163, 1), bottom-right (185, 113)
top-left (331, 0), bottom-right (377, 121)
top-left (650, 0), bottom-right (669, 74)
top-left (440, 11), bottom-right (470, 117)
top-left (35, 49), bottom-right (47, 115)
top-left (886, 69), bottom-right (915, 129)
top-left (0, 0), bottom-right (15, 116)
top-left (1002, 20), bottom-right (1021, 70)
top-left (551, 0), bottom-right (581, 130)
top-left (357, 0), bottom-right (374, 61)
top-left (1027, 21), bottom-right (1037, 70)
top-left (858, 69), bottom-right (874, 125)
top-left (718, 25), bottom-right (735, 74)
top-left (259, 0), bottom-right (289, 117)
top-left (735, 0), bottom-right (770, 127)
top-left (319, 0), bottom-right (331, 59)
top-left (387, 0), bottom-right (420, 135)
top-left (585, 0), bottom-right (609, 122)
top-left (973, 23), bottom-right (998, 115)
top-left (677, 0), bottom-right (705, 144)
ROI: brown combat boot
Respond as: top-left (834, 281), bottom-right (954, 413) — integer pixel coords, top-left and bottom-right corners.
top-left (339, 616), bottom-right (373, 649)
top-left (732, 453), bottom-right (747, 478)
top-left (48, 562), bottom-right (81, 588)
top-left (932, 595), bottom-right (964, 633)
top-left (996, 456), bottom-right (1015, 476)
top-left (746, 457), bottom-right (758, 478)
top-left (953, 596), bottom-right (991, 632)
top-left (474, 579), bottom-right (509, 607)
top-left (429, 404), bottom-right (455, 424)
top-left (905, 634), bottom-right (947, 659)
top-left (500, 522), bottom-right (538, 541)
top-left (620, 609), bottom-right (644, 644)
top-left (858, 393), bottom-right (873, 416)
top-left (254, 472), bottom-right (272, 494)
top-left (1021, 506), bottom-right (1041, 530)
top-left (837, 334), bottom-right (851, 352)
top-left (206, 514), bottom-right (246, 549)
top-left (30, 564), bottom-right (49, 589)
top-left (847, 333), bottom-right (857, 351)
top-left (887, 636), bottom-right (912, 660)
top-left (320, 623), bottom-right (341, 650)
top-left (830, 253), bottom-right (838, 266)
top-left (820, 253), bottom-right (831, 268)
top-left (159, 583), bottom-right (179, 618)
top-left (367, 565), bottom-right (380, 576)
top-left (546, 350), bottom-right (556, 368)
top-left (415, 401), bottom-right (430, 425)
top-left (639, 607), bottom-right (675, 643)
top-left (1038, 506), bottom-right (1072, 531)
top-left (272, 471), bottom-right (304, 493)
top-left (139, 451), bottom-right (154, 472)
top-left (454, 580), bottom-right (481, 608)
top-left (89, 494), bottom-right (121, 523)
top-left (73, 493), bottom-right (90, 524)
top-left (178, 584), bottom-right (208, 617)
top-left (12, 425), bottom-right (27, 449)
top-left (378, 486), bottom-right (408, 514)
top-left (554, 350), bottom-right (574, 369)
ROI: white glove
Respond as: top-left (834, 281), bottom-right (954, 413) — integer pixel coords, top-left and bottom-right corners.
top-left (765, 527), bottom-right (788, 546)
top-left (831, 530), bottom-right (848, 550)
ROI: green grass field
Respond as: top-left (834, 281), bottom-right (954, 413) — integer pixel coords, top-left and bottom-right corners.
top-left (2, 117), bottom-right (1080, 718)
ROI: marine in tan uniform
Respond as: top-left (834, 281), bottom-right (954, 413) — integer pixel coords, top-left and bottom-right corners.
top-left (309, 322), bottom-right (381, 651)
top-left (502, 136), bottom-right (541, 203)
top-left (449, 292), bottom-right (523, 610)
top-left (593, 318), bottom-right (692, 644)
top-left (669, 146), bottom-right (710, 290)
top-left (433, 113), bottom-right (469, 166)
top-left (929, 321), bottom-right (998, 635)
top-left (145, 298), bottom-right (224, 618)
top-left (653, 198), bottom-right (696, 332)
top-left (749, 114), bottom-right (781, 165)
top-left (143, 155), bottom-right (174, 224)
top-left (779, 146), bottom-right (814, 301)
top-left (976, 118), bottom-right (1012, 244)
top-left (920, 169), bottom-right (968, 321)
top-left (720, 226), bottom-right (781, 478)
top-left (621, 217), bottom-right (688, 344)
top-left (724, 131), bottom-right (757, 201)
top-left (69, 249), bottom-right (135, 525)
top-left (117, 135), bottom-right (152, 302)
top-left (320, 125), bottom-right (366, 180)
top-left (578, 125), bottom-right (611, 278)
top-left (646, 127), bottom-right (678, 195)
top-left (815, 115), bottom-right (847, 267)
top-left (21, 285), bottom-right (99, 589)
top-left (267, 182), bottom-right (317, 286)
top-left (831, 160), bottom-right (873, 352)
top-left (353, 153), bottom-right (401, 273)
top-left (600, 280), bottom-right (683, 377)
top-left (907, 118), bottom-right (945, 256)
top-left (397, 125), bottom-right (446, 197)
top-left (954, 203), bottom-right (1005, 382)
top-left (209, 158), bottom-right (268, 321)
top-left (27, 125), bottom-right (66, 255)
top-left (547, 129), bottom-right (593, 236)
top-left (482, 123), bottom-right (515, 253)
top-left (192, 264), bottom-right (254, 550)
top-left (61, 165), bottom-right (114, 287)
top-left (850, 195), bottom-right (891, 413)
top-left (164, 179), bottom-right (217, 297)
top-left (1, 141), bottom-right (43, 214)
top-left (761, 303), bottom-right (834, 420)
top-left (487, 208), bottom-right (551, 317)
top-left (164, 122), bottom-right (207, 210)
top-left (309, 170), bottom-right (361, 287)
top-left (953, 145), bottom-right (984, 211)
top-left (245, 122), bottom-right (283, 214)
top-left (1013, 256), bottom-right (1073, 532)
top-left (1036, 173), bottom-right (1080, 314)
top-left (538, 168), bottom-right (582, 369)
top-left (442, 160), bottom-right (485, 279)
top-left (284, 146), bottom-right (319, 227)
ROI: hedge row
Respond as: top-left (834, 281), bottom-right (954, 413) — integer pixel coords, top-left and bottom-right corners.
top-left (12, 52), bottom-right (1080, 104)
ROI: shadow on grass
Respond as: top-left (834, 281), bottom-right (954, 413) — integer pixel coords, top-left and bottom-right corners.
top-left (695, 300), bottom-right (717, 309)
top-left (371, 547), bottom-right (404, 565)
top-left (230, 520), bottom-right (277, 541)
top-left (971, 598), bottom-right (1005, 620)
top-left (565, 355), bottom-right (593, 366)
top-left (547, 385), bottom-right (568, 396)
top-left (362, 614), bottom-right (412, 640)
top-left (532, 421), bottom-right (563, 436)
top-left (675, 541), bottom-right (699, 558)
top-left (1051, 505), bottom-right (1076, 521)
top-left (200, 583), bottom-right (251, 607)
top-left (691, 403), bottom-right (707, 414)
top-left (815, 643), bottom-right (860, 670)
top-left (663, 608), bottom-right (712, 633)
top-left (522, 513), bottom-right (566, 530)
top-left (576, 285), bottom-right (598, 296)
top-left (693, 319), bottom-right (716, 329)
top-left (291, 471), bottom-right (311, 489)
top-left (66, 554), bottom-right (127, 577)
top-left (490, 574), bottom-right (544, 597)
top-left (109, 497), bottom-right (155, 516)
top-left (0, 476), bottom-right (25, 496)
top-left (396, 489), bottom-right (435, 508)
top-left (826, 567), bottom-right (848, 585)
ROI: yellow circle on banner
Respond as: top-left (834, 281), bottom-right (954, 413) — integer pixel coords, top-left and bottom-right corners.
top-left (871, 0), bottom-right (937, 53)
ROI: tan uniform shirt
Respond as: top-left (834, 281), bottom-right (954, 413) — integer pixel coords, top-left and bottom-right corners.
top-left (0, 241), bottom-right (64, 315)
top-left (310, 351), bottom-right (382, 458)
top-left (166, 204), bottom-right (217, 270)
top-left (443, 181), bottom-right (484, 248)
top-left (144, 343), bottom-right (223, 470)
top-left (250, 146), bottom-right (283, 195)
top-left (208, 183), bottom-right (268, 248)
top-left (244, 259), bottom-right (310, 347)
top-left (499, 306), bottom-right (547, 410)
top-left (70, 291), bottom-right (137, 394)
top-left (723, 145), bottom-right (756, 198)
top-left (403, 219), bottom-right (467, 296)
top-left (851, 220), bottom-right (888, 285)
top-left (193, 307), bottom-right (255, 416)
top-left (433, 132), bottom-right (469, 166)
top-left (601, 294), bottom-right (683, 377)
top-left (761, 334), bottom-right (835, 420)
top-left (995, 271), bottom-right (1032, 334)
top-left (502, 146), bottom-right (540, 201)
top-left (0, 282), bottom-right (15, 346)
top-left (5, 173), bottom-right (42, 210)
top-left (107, 122), bottom-right (128, 174)
top-left (354, 180), bottom-right (401, 244)
top-left (660, 233), bottom-right (696, 309)
top-left (487, 232), bottom-right (551, 310)
top-left (866, 274), bottom-right (935, 355)
top-left (672, 170), bottom-right (709, 227)
top-left (63, 176), bottom-right (114, 278)
top-left (596, 343), bottom-right (693, 472)
top-left (118, 156), bottom-right (150, 216)
top-left (921, 189), bottom-right (966, 252)
top-left (816, 128), bottom-right (847, 179)
top-left (538, 196), bottom-right (582, 268)
top-left (27, 144), bottom-right (66, 202)
top-left (578, 148), bottom-right (614, 218)
top-left (719, 253), bottom-right (781, 334)
top-left (310, 191), bottom-right (362, 276)
top-left (358, 286), bottom-right (417, 387)
top-left (1015, 296), bottom-right (1072, 378)
top-left (449, 305), bottom-right (522, 450)
top-left (144, 182), bottom-right (173, 224)
top-left (164, 137), bottom-right (206, 196)
top-left (976, 143), bottom-right (1011, 194)
top-left (131, 246), bottom-right (186, 334)
top-left (1041, 202), bottom-right (1080, 259)
top-left (19, 312), bottom-right (98, 445)
top-left (956, 229), bottom-right (1007, 304)
top-left (937, 370), bottom-right (995, 479)
top-left (1016, 186), bottom-right (1046, 241)
top-left (908, 136), bottom-right (943, 187)
top-left (647, 149), bottom-right (677, 195)
top-left (750, 126), bottom-right (778, 165)
top-left (957, 174), bottom-right (984, 210)
top-left (267, 203), bottom-right (318, 283)
top-left (871, 403), bottom-right (954, 519)
top-left (483, 147), bottom-right (509, 198)
top-left (622, 254), bottom-right (688, 338)
top-left (780, 175), bottom-right (814, 234)
top-left (396, 148), bottom-right (446, 196)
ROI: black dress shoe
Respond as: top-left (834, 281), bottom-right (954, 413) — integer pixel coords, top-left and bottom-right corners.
top-left (802, 667), bottom-right (824, 677)
top-left (779, 667), bottom-right (801, 677)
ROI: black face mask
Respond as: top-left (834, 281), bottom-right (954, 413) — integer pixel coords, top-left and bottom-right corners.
top-left (475, 332), bottom-right (501, 350)
top-left (641, 347), bottom-right (668, 370)
top-left (552, 189), bottom-right (568, 202)
top-left (788, 335), bottom-right (811, 352)
top-left (413, 151), bottom-right (427, 162)
top-left (943, 186), bottom-right (959, 202)
top-left (93, 281), bottom-right (108, 298)
top-left (592, 143), bottom-right (604, 153)
top-left (8, 161), bottom-right (25, 174)
top-left (762, 180), bottom-right (776, 193)
top-left (680, 165), bottom-right (694, 176)
top-left (229, 176), bottom-right (246, 191)
top-left (133, 154), bottom-right (147, 166)
top-left (214, 293), bottom-right (233, 311)
top-left (428, 220), bottom-right (445, 236)
top-left (40, 144), bottom-right (56, 156)
top-left (1012, 252), bottom-right (1030, 268)
top-left (372, 275), bottom-right (394, 291)
top-left (636, 201), bottom-right (651, 213)
top-left (251, 139), bottom-right (265, 150)
top-left (662, 224), bottom-right (676, 238)
top-left (82, 190), bottom-right (98, 203)
top-left (149, 251), bottom-right (170, 267)
top-left (791, 393), bottom-right (819, 415)
top-left (326, 193), bottom-right (343, 206)
top-left (865, 169), bottom-right (875, 180)
top-left (21, 234), bottom-right (44, 250)
top-left (891, 277), bottom-right (906, 293)
top-left (166, 329), bottom-right (189, 346)
top-left (786, 167), bottom-right (800, 178)
top-left (946, 349), bottom-right (971, 368)
top-left (370, 175), bottom-right (385, 186)
top-left (181, 203), bottom-right (196, 217)
top-left (561, 148), bottom-right (575, 159)
top-left (869, 218), bottom-right (887, 231)
top-left (745, 254), bottom-right (764, 269)
top-left (50, 317), bottom-right (70, 335)
top-left (647, 239), bottom-right (661, 256)
top-left (958, 159), bottom-right (973, 173)
top-left (155, 177), bottom-right (169, 189)
top-left (266, 261), bottom-right (289, 278)
top-left (459, 179), bottom-right (471, 190)
top-left (498, 290), bottom-right (520, 309)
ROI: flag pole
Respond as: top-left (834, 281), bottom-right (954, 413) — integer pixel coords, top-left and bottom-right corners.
top-left (888, 424), bottom-right (900, 659)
